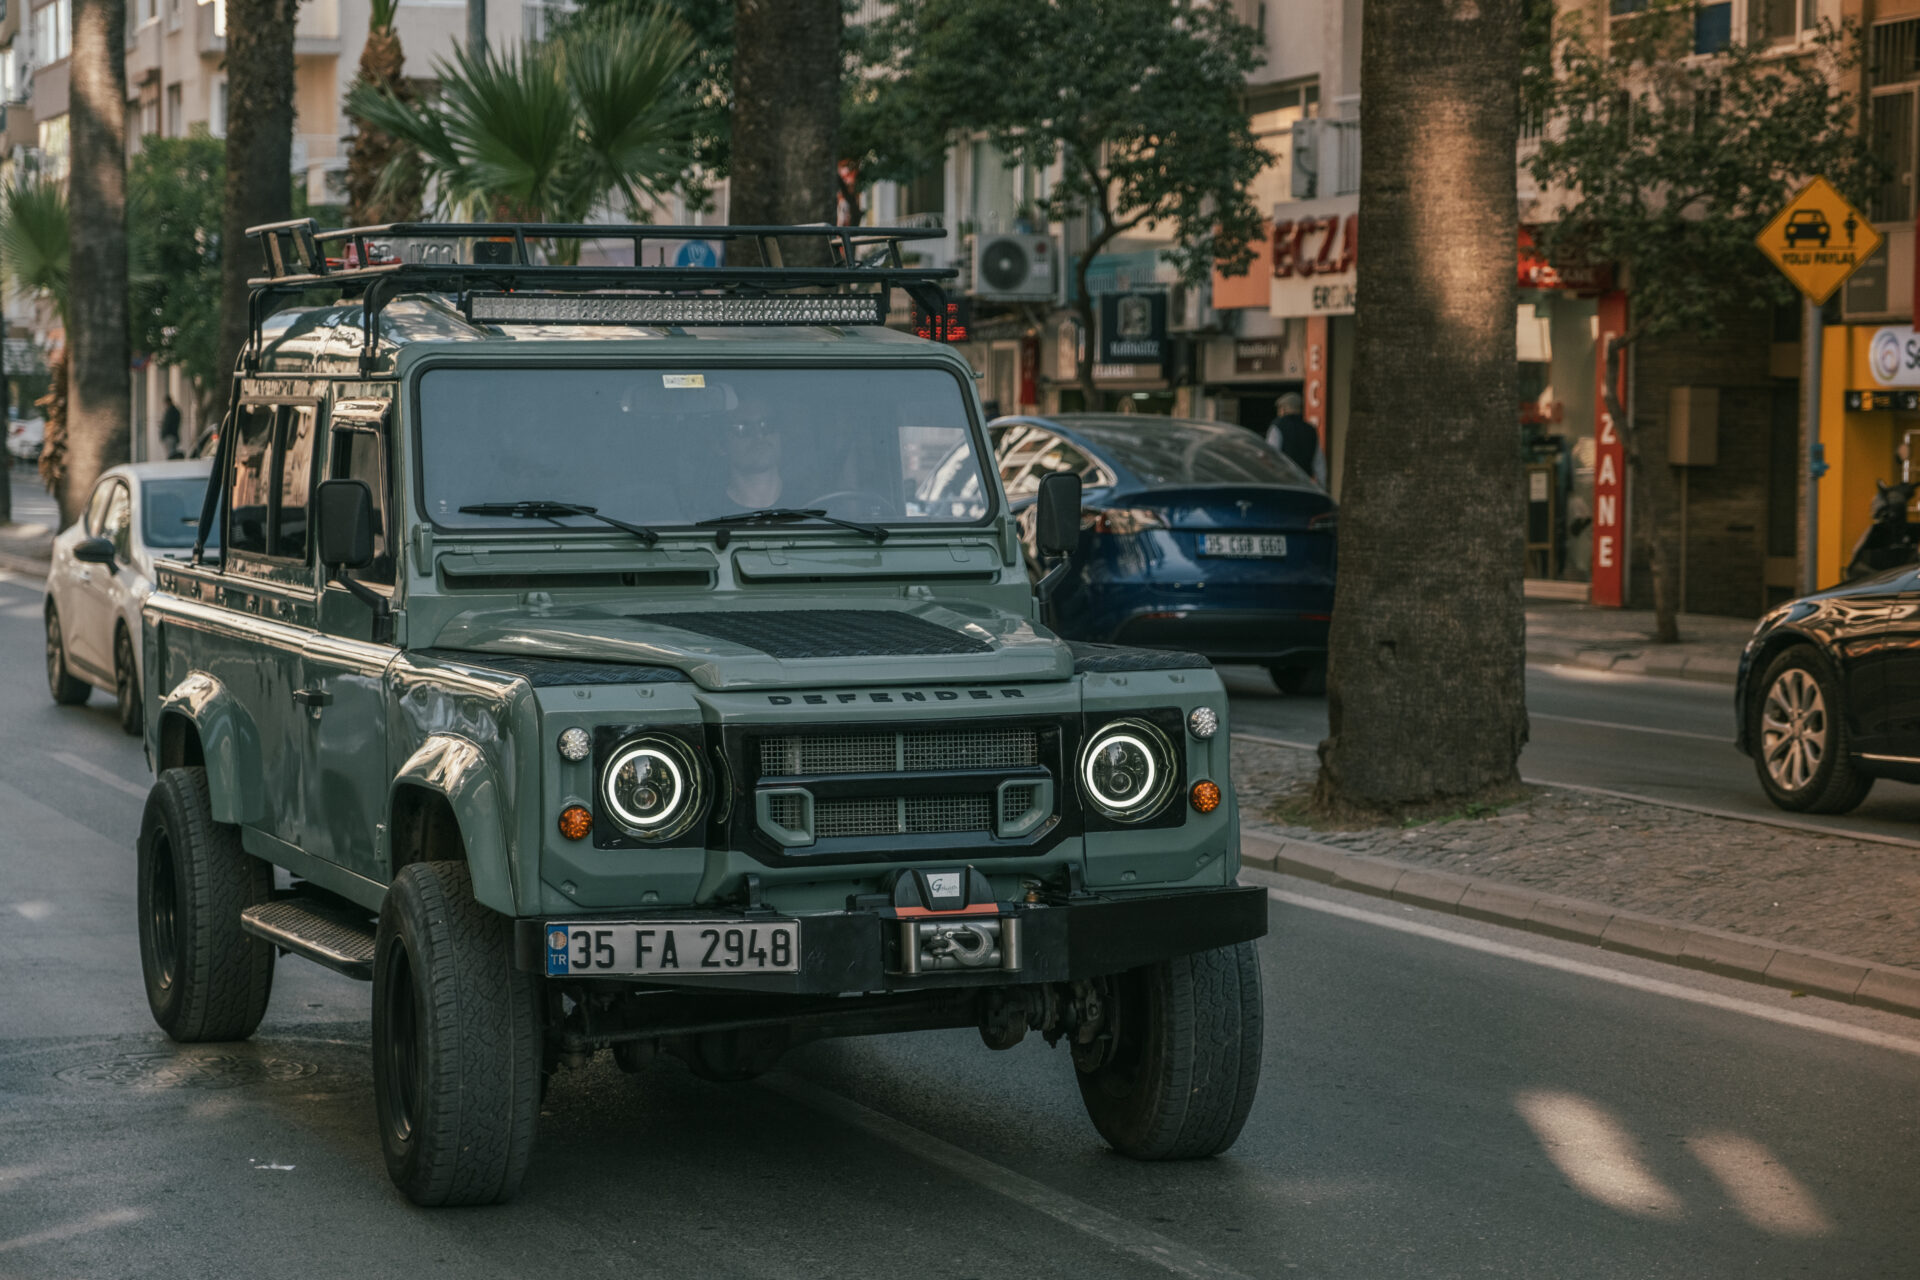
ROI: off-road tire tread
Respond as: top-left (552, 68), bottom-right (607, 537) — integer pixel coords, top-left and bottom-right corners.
top-left (115, 626), bottom-right (142, 735)
top-left (138, 767), bottom-right (274, 1041)
top-left (1079, 941), bottom-right (1263, 1160)
top-left (45, 604), bottom-right (90, 705)
top-left (1752, 647), bottom-right (1873, 815)
top-left (375, 862), bottom-right (541, 1207)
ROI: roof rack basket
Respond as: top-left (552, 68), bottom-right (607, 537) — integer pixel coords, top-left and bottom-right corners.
top-left (242, 220), bottom-right (958, 374)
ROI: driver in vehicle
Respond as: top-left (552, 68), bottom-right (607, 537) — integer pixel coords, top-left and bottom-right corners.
top-left (721, 398), bottom-right (785, 509)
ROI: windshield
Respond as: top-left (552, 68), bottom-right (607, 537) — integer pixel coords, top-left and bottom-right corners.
top-left (1069, 421), bottom-right (1314, 488)
top-left (418, 366), bottom-right (992, 529)
top-left (143, 477), bottom-right (219, 549)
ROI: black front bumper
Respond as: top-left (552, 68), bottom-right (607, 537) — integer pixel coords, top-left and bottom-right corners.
top-left (515, 883), bottom-right (1269, 995)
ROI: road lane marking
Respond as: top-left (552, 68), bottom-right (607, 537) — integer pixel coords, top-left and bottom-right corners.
top-left (1528, 712), bottom-right (1729, 743)
top-left (52, 752), bottom-right (148, 800)
top-left (1268, 888), bottom-right (1920, 1059)
top-left (762, 1075), bottom-right (1254, 1280)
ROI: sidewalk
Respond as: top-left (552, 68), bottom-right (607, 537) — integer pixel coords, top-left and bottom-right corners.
top-left (1525, 597), bottom-right (1753, 686)
top-left (1231, 737), bottom-right (1920, 1015)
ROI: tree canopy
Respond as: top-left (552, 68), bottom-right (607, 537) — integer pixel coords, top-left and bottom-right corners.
top-left (129, 136), bottom-right (224, 403)
top-left (854, 0), bottom-right (1268, 393)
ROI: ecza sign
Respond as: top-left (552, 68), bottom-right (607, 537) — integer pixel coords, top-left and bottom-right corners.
top-left (1869, 327), bottom-right (1920, 387)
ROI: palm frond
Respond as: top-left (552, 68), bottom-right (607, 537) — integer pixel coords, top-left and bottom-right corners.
top-left (561, 7), bottom-right (701, 217)
top-left (1, 179), bottom-right (70, 323)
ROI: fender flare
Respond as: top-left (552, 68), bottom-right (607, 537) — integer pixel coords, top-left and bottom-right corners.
top-left (390, 734), bottom-right (516, 915)
top-left (157, 672), bottom-right (266, 825)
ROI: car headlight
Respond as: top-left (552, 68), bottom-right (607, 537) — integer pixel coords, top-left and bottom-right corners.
top-left (1079, 718), bottom-right (1177, 821)
top-left (600, 736), bottom-right (705, 840)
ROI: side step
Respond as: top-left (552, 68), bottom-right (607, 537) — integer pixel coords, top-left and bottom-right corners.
top-left (241, 899), bottom-right (377, 980)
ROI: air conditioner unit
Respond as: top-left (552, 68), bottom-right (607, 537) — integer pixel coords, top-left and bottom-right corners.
top-left (969, 233), bottom-right (1056, 301)
top-left (1168, 280), bottom-right (1218, 333)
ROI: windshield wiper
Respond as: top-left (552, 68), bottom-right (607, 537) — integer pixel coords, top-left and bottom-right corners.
top-left (694, 507), bottom-right (889, 544)
top-left (457, 500), bottom-right (659, 546)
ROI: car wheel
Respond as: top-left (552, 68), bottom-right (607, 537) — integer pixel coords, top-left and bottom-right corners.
top-left (45, 604), bottom-right (90, 706)
top-left (114, 626), bottom-right (142, 736)
top-left (1267, 658), bottom-right (1326, 697)
top-left (1074, 941), bottom-right (1263, 1160)
top-left (1750, 647), bottom-right (1873, 814)
top-left (137, 767), bottom-right (275, 1042)
top-left (373, 861), bottom-right (542, 1207)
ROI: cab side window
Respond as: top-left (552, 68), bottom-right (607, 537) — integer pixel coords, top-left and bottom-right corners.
top-left (329, 424), bottom-right (394, 586)
top-left (226, 402), bottom-right (317, 562)
top-left (102, 482), bottom-right (132, 561)
top-left (227, 405), bottom-right (277, 555)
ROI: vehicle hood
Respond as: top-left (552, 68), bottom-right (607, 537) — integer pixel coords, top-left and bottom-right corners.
top-left (427, 596), bottom-right (1074, 690)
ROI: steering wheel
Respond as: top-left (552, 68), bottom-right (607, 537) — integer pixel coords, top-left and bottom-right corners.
top-left (806, 489), bottom-right (898, 519)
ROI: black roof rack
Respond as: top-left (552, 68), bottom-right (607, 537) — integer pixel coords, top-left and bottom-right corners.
top-left (242, 220), bottom-right (958, 374)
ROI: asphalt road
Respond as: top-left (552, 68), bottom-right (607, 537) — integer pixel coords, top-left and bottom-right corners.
top-left (1223, 663), bottom-right (1920, 845)
top-left (0, 565), bottom-right (1915, 1276)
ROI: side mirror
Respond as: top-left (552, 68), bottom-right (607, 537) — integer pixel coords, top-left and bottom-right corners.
top-left (74, 536), bottom-right (117, 567)
top-left (316, 479), bottom-right (375, 569)
top-left (1035, 472), bottom-right (1083, 556)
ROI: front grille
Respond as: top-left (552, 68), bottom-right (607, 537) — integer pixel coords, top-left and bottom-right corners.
top-left (765, 792), bottom-right (807, 830)
top-left (761, 728), bottom-right (1039, 777)
top-left (812, 795), bottom-right (994, 838)
top-left (1000, 783), bottom-right (1037, 826)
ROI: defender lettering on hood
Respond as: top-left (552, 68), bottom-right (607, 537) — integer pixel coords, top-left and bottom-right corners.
top-left (768, 688), bottom-right (1027, 706)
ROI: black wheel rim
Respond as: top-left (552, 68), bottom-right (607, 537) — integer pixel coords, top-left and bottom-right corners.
top-left (147, 830), bottom-right (179, 992)
top-left (381, 942), bottom-right (422, 1147)
top-left (45, 612), bottom-right (61, 691)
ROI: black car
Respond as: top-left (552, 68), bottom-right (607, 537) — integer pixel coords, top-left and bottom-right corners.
top-left (1736, 568), bottom-right (1920, 813)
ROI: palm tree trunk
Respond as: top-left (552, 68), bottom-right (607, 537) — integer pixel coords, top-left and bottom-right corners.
top-left (217, 0), bottom-right (298, 419)
top-left (1315, 0), bottom-right (1528, 813)
top-left (730, 0), bottom-right (840, 265)
top-left (65, 0), bottom-right (130, 528)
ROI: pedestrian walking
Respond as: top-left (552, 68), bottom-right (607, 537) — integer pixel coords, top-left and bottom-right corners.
top-left (159, 395), bottom-right (182, 459)
top-left (1265, 392), bottom-right (1326, 486)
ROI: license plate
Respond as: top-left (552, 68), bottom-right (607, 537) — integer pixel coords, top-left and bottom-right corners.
top-left (544, 921), bottom-right (800, 977)
top-left (1201, 533), bottom-right (1287, 558)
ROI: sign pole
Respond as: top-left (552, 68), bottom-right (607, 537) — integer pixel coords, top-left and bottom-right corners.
top-left (1804, 297), bottom-right (1823, 595)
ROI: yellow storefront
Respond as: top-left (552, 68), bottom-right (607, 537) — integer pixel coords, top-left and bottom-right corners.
top-left (1816, 323), bottom-right (1920, 587)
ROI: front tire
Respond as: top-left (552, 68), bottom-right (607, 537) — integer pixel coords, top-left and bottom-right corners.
top-left (1750, 647), bottom-right (1872, 814)
top-left (1075, 942), bottom-right (1263, 1160)
top-left (114, 626), bottom-right (142, 735)
top-left (373, 862), bottom-right (542, 1207)
top-left (137, 767), bottom-right (275, 1041)
top-left (45, 604), bottom-right (90, 706)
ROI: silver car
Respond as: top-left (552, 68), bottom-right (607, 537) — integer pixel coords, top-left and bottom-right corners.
top-left (44, 459), bottom-right (214, 733)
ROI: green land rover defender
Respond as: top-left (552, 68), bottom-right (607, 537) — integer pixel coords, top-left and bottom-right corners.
top-left (137, 221), bottom-right (1266, 1206)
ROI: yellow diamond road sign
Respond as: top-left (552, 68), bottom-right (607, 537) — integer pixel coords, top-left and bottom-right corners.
top-left (1756, 176), bottom-right (1881, 305)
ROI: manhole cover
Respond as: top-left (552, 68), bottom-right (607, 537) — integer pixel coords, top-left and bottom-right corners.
top-left (55, 1052), bottom-right (318, 1090)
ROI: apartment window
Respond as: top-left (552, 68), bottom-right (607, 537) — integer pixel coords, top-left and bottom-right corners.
top-left (209, 75), bottom-right (226, 137)
top-left (1248, 81), bottom-right (1318, 216)
top-left (164, 82), bottom-right (181, 138)
top-left (523, 0), bottom-right (575, 42)
top-left (1872, 20), bottom-right (1920, 223)
top-left (36, 113), bottom-right (67, 181)
top-left (1694, 3), bottom-right (1731, 54)
top-left (32, 0), bottom-right (71, 66)
top-left (1752, 0), bottom-right (1819, 45)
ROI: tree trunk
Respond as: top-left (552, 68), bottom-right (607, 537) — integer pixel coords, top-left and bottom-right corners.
top-left (217, 0), bottom-right (297, 420)
top-left (346, 24), bottom-right (424, 226)
top-left (1315, 0), bottom-right (1527, 813)
top-left (65, 0), bottom-right (130, 529)
top-left (1601, 336), bottom-right (1679, 643)
top-left (729, 0), bottom-right (840, 264)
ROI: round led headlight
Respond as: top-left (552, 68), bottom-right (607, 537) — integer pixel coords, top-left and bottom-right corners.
top-left (1079, 718), bottom-right (1177, 822)
top-left (600, 736), bottom-right (704, 840)
top-left (1187, 706), bottom-right (1219, 740)
top-left (557, 727), bottom-right (592, 761)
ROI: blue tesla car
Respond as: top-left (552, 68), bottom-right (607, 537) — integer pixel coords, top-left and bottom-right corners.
top-left (989, 414), bottom-right (1336, 694)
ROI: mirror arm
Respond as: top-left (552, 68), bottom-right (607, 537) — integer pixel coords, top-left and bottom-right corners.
top-left (330, 566), bottom-right (394, 644)
top-left (1036, 552), bottom-right (1071, 604)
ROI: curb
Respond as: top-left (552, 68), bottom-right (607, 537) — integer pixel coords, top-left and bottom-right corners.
top-left (1525, 639), bottom-right (1740, 686)
top-left (1240, 829), bottom-right (1920, 1018)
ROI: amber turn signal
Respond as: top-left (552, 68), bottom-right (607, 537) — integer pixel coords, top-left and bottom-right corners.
top-left (558, 805), bottom-right (593, 840)
top-left (1190, 780), bottom-right (1221, 814)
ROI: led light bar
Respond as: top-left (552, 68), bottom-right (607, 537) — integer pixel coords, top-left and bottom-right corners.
top-left (467, 293), bottom-right (886, 327)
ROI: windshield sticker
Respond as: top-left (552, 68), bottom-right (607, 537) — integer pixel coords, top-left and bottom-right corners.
top-left (663, 374), bottom-right (706, 389)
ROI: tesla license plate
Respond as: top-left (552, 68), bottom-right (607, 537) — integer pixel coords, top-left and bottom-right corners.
top-left (1201, 533), bottom-right (1287, 558)
top-left (544, 921), bottom-right (800, 976)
